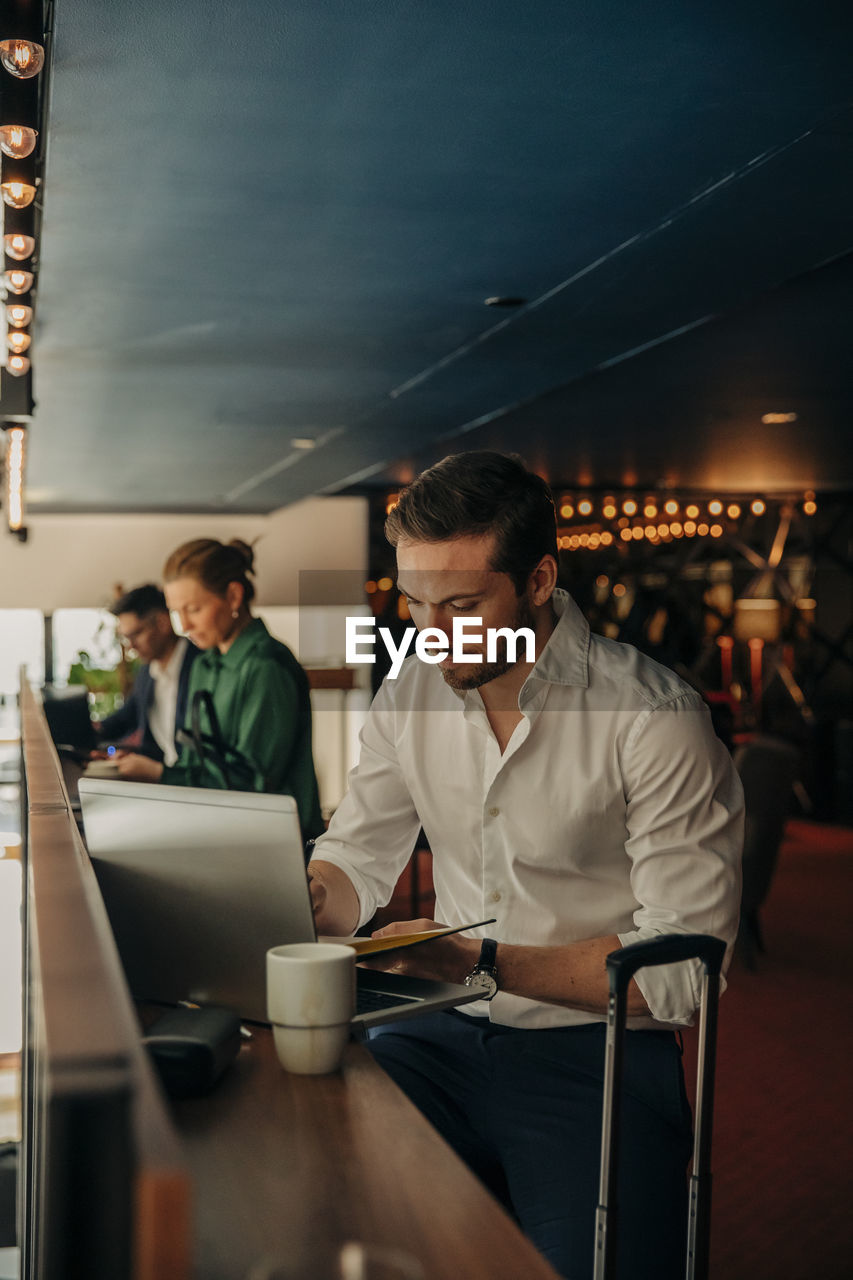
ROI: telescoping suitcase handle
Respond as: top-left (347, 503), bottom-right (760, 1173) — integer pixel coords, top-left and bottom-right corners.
top-left (593, 933), bottom-right (726, 1280)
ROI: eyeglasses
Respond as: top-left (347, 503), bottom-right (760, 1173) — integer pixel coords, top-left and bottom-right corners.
top-left (118, 616), bottom-right (156, 649)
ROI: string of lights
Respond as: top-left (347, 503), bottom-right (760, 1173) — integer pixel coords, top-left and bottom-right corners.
top-left (1, 0), bottom-right (49, 542)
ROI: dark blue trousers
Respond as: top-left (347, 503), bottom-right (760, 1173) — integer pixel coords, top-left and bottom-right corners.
top-left (367, 1011), bottom-right (692, 1280)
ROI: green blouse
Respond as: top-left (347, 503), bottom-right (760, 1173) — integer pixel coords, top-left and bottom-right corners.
top-left (160, 618), bottom-right (324, 839)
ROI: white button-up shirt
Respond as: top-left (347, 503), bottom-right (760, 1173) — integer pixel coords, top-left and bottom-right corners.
top-left (147, 637), bottom-right (187, 767)
top-left (315, 590), bottom-right (743, 1029)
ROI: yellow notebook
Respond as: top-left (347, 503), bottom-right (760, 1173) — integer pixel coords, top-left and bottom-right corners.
top-left (321, 917), bottom-right (496, 958)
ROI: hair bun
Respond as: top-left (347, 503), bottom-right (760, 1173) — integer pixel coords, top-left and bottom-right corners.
top-left (228, 538), bottom-right (255, 574)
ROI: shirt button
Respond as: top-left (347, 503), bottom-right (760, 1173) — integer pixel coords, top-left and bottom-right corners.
top-left (490, 890), bottom-right (502, 903)
top-left (488, 806), bottom-right (500, 817)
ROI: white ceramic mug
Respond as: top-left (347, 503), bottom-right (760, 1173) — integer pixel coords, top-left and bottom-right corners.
top-left (266, 942), bottom-right (356, 1075)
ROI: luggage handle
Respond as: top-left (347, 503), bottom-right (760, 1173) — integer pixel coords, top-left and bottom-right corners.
top-left (606, 932), bottom-right (726, 993)
top-left (594, 933), bottom-right (726, 1280)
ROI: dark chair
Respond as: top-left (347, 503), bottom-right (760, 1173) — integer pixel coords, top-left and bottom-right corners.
top-left (733, 734), bottom-right (800, 968)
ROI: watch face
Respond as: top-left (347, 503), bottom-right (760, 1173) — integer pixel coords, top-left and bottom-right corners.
top-left (465, 969), bottom-right (498, 1000)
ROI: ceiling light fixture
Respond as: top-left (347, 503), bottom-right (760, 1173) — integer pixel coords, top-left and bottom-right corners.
top-left (3, 268), bottom-right (33, 294)
top-left (4, 425), bottom-right (26, 532)
top-left (0, 124), bottom-right (37, 159)
top-left (7, 352), bottom-right (30, 375)
top-left (761, 411), bottom-right (797, 425)
top-left (0, 39), bottom-right (45, 78)
top-left (3, 232), bottom-right (34, 260)
top-left (6, 303), bottom-right (32, 326)
top-left (6, 330), bottom-right (30, 353)
top-left (1, 180), bottom-right (36, 208)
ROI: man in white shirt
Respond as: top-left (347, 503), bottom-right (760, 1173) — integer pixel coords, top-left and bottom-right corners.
top-left (309, 452), bottom-right (743, 1280)
top-left (99, 584), bottom-right (198, 765)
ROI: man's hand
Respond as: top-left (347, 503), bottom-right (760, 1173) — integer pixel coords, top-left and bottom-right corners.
top-left (114, 752), bottom-right (164, 782)
top-left (307, 859), bottom-right (361, 936)
top-left (359, 918), bottom-right (480, 986)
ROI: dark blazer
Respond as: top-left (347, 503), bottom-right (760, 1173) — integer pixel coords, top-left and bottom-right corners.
top-left (100, 641), bottom-right (199, 762)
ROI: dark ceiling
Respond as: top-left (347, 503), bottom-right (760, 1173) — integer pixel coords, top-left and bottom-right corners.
top-left (14, 0), bottom-right (853, 512)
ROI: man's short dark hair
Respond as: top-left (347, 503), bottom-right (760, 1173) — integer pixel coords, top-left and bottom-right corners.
top-left (384, 451), bottom-right (558, 593)
top-left (109, 584), bottom-right (168, 618)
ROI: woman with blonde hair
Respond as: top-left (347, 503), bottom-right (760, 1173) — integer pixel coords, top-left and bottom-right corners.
top-left (116, 537), bottom-right (324, 839)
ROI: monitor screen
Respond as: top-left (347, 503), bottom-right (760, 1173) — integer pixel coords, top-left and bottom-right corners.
top-left (79, 779), bottom-right (316, 1022)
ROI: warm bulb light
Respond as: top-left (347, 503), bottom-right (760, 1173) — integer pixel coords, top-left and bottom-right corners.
top-left (377, 577), bottom-right (393, 592)
top-left (710, 524), bottom-right (723, 538)
top-left (7, 353), bottom-right (30, 376)
top-left (623, 499), bottom-right (637, 516)
top-left (6, 331), bottom-right (30, 354)
top-left (560, 502), bottom-right (574, 520)
top-left (751, 498), bottom-right (766, 516)
top-left (644, 502), bottom-right (657, 518)
top-left (727, 503), bottom-right (741, 519)
top-left (0, 39), bottom-right (45, 78)
top-left (708, 500), bottom-right (723, 516)
top-left (620, 528), bottom-right (632, 542)
top-left (803, 500), bottom-right (817, 516)
top-left (685, 504), bottom-right (699, 519)
top-left (664, 500), bottom-right (678, 516)
top-left (631, 526), bottom-right (644, 541)
top-left (600, 531), bottom-right (614, 546)
top-left (578, 498), bottom-right (593, 517)
top-left (602, 502), bottom-right (617, 519)
top-left (3, 269), bottom-right (33, 294)
top-left (7, 304), bottom-right (33, 326)
top-left (1, 181), bottom-right (36, 209)
top-left (0, 124), bottom-right (38, 158)
top-left (684, 521), bottom-right (697, 536)
top-left (3, 233), bottom-right (35, 260)
top-left (5, 425), bottom-right (26, 531)
top-left (670, 521), bottom-right (683, 537)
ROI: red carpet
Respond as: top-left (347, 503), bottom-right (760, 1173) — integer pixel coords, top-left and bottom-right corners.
top-left (683, 819), bottom-right (853, 1279)
top-left (387, 820), bottom-right (853, 1278)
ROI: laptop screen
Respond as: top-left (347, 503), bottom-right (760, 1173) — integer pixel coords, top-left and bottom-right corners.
top-left (79, 779), bottom-right (316, 1022)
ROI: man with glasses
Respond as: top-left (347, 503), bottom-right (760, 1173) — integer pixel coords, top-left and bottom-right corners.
top-left (98, 584), bottom-right (198, 765)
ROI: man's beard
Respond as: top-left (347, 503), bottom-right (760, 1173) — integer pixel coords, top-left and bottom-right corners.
top-left (440, 594), bottom-right (536, 692)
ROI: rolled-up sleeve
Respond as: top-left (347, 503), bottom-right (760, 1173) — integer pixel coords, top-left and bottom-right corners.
top-left (617, 695), bottom-right (744, 1025)
top-left (311, 682), bottom-right (422, 928)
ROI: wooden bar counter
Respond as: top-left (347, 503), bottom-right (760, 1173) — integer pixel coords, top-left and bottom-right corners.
top-left (170, 1028), bottom-right (560, 1280)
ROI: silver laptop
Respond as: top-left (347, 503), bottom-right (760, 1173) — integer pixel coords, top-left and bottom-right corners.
top-left (78, 778), bottom-right (479, 1028)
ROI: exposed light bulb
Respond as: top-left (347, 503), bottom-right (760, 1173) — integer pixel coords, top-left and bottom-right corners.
top-left (0, 39), bottom-right (45, 78)
top-left (3, 269), bottom-right (33, 294)
top-left (3, 233), bottom-right (35, 260)
top-left (708, 500), bottom-right (723, 516)
top-left (622, 499), bottom-right (637, 516)
top-left (1, 181), bottom-right (37, 209)
top-left (6, 303), bottom-right (33, 326)
top-left (6, 330), bottom-right (30, 354)
top-left (7, 353), bottom-right (30, 376)
top-left (578, 498), bottom-right (593, 517)
top-left (664, 500), bottom-right (679, 516)
top-left (559, 502), bottom-right (574, 520)
top-left (751, 499), bottom-right (766, 516)
top-left (0, 124), bottom-right (38, 158)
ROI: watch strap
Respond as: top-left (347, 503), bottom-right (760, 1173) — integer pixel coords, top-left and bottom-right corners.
top-left (476, 937), bottom-right (498, 974)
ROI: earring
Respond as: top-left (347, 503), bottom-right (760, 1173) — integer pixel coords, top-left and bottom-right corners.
top-left (231, 610), bottom-right (239, 619)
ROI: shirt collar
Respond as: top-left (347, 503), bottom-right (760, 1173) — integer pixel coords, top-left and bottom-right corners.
top-left (215, 616), bottom-right (268, 669)
top-left (150, 635), bottom-right (187, 681)
top-left (524, 588), bottom-right (590, 690)
top-left (453, 588), bottom-right (590, 714)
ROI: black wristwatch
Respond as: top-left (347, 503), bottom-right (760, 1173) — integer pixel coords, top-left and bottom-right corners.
top-left (464, 938), bottom-right (499, 1001)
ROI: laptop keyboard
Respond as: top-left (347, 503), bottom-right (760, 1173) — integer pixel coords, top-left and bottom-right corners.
top-left (356, 987), bottom-right (422, 1016)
